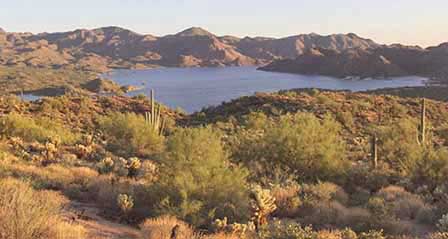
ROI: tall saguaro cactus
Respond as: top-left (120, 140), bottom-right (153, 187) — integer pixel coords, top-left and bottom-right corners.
top-left (371, 134), bottom-right (378, 169)
top-left (418, 98), bottom-right (426, 145)
top-left (145, 89), bottom-right (165, 136)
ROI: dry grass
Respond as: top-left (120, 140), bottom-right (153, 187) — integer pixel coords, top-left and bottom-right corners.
top-left (140, 215), bottom-right (201, 239)
top-left (1, 162), bottom-right (98, 191)
top-left (0, 178), bottom-right (87, 239)
top-left (140, 215), bottom-right (239, 239)
top-left (271, 184), bottom-right (301, 217)
top-left (49, 221), bottom-right (88, 239)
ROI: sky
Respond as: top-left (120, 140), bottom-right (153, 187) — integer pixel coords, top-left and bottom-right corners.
top-left (0, 0), bottom-right (447, 47)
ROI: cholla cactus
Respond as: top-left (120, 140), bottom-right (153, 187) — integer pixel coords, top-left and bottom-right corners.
top-left (82, 134), bottom-right (94, 146)
top-left (145, 89), bottom-right (165, 136)
top-left (212, 217), bottom-right (255, 236)
top-left (43, 141), bottom-right (58, 163)
top-left (75, 144), bottom-right (94, 159)
top-left (98, 157), bottom-right (115, 174)
top-left (428, 232), bottom-right (448, 239)
top-left (126, 157), bottom-right (142, 178)
top-left (117, 194), bottom-right (134, 215)
top-left (9, 137), bottom-right (24, 150)
top-left (438, 214), bottom-right (448, 232)
top-left (213, 217), bottom-right (229, 231)
top-left (250, 186), bottom-right (277, 231)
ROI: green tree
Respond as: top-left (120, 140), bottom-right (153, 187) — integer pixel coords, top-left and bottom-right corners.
top-left (235, 113), bottom-right (348, 182)
top-left (377, 118), bottom-right (426, 176)
top-left (98, 112), bottom-right (165, 157)
top-left (152, 127), bottom-right (249, 227)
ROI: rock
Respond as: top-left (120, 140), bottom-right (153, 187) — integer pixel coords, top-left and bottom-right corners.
top-left (81, 78), bottom-right (124, 94)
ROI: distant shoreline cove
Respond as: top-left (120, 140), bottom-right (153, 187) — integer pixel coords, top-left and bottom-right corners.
top-left (104, 67), bottom-right (428, 113)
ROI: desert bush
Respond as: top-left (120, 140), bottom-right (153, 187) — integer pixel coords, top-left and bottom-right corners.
top-left (438, 214), bottom-right (448, 232)
top-left (234, 113), bottom-right (348, 182)
top-left (375, 186), bottom-right (427, 220)
top-left (0, 113), bottom-right (80, 144)
top-left (271, 183), bottom-right (302, 217)
top-left (0, 178), bottom-right (86, 239)
top-left (98, 112), bottom-right (165, 157)
top-left (411, 147), bottom-right (448, 190)
top-left (301, 182), bottom-right (349, 207)
top-left (415, 204), bottom-right (437, 224)
top-left (301, 200), bottom-right (372, 232)
top-left (140, 215), bottom-right (201, 239)
top-left (258, 220), bottom-right (317, 239)
top-left (346, 164), bottom-right (395, 193)
top-left (376, 118), bottom-right (426, 176)
top-left (151, 127), bottom-right (249, 227)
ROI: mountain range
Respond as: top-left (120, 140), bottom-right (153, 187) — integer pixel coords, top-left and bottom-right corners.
top-left (1, 26), bottom-right (447, 81)
top-left (0, 26), bottom-right (381, 72)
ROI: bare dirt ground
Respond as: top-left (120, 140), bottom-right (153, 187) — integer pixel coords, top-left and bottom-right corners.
top-left (64, 202), bottom-right (142, 239)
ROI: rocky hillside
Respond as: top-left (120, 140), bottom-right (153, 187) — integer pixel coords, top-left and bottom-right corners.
top-left (232, 32), bottom-right (379, 61)
top-left (0, 26), bottom-right (380, 72)
top-left (260, 44), bottom-right (448, 81)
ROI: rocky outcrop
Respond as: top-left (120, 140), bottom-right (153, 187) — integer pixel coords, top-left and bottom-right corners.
top-left (232, 33), bottom-right (379, 63)
top-left (81, 78), bottom-right (124, 94)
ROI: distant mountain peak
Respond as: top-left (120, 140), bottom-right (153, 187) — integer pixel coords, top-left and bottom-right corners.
top-left (93, 26), bottom-right (139, 35)
top-left (0, 27), bottom-right (5, 34)
top-left (346, 32), bottom-right (360, 38)
top-left (175, 27), bottom-right (214, 37)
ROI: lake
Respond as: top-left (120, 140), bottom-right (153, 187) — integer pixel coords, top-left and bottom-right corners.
top-left (106, 67), bottom-right (427, 113)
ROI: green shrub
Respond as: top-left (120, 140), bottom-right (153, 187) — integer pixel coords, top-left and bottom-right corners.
top-left (0, 113), bottom-right (80, 144)
top-left (377, 118), bottom-right (425, 175)
top-left (258, 220), bottom-right (316, 239)
top-left (151, 127), bottom-right (249, 227)
top-left (235, 113), bottom-right (348, 182)
top-left (98, 112), bottom-right (165, 157)
top-left (411, 147), bottom-right (448, 189)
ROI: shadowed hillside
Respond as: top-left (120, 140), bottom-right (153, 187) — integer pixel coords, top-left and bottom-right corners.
top-left (260, 44), bottom-right (448, 82)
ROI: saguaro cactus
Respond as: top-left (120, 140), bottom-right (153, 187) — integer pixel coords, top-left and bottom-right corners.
top-left (418, 98), bottom-right (426, 145)
top-left (145, 89), bottom-right (165, 136)
top-left (371, 134), bottom-right (378, 169)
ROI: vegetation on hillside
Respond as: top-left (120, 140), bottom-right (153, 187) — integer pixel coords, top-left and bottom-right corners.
top-left (0, 65), bottom-right (95, 94)
top-left (0, 89), bottom-right (447, 238)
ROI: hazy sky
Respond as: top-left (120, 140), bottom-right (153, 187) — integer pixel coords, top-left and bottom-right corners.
top-left (1, 0), bottom-right (447, 47)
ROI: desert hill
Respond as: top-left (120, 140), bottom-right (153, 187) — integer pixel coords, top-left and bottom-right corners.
top-left (260, 44), bottom-right (448, 81)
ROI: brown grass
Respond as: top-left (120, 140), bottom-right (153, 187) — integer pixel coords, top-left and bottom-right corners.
top-left (140, 215), bottom-right (201, 239)
top-left (0, 178), bottom-right (87, 239)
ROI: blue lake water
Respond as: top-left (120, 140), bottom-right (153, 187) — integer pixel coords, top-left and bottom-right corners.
top-left (106, 67), bottom-right (427, 113)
